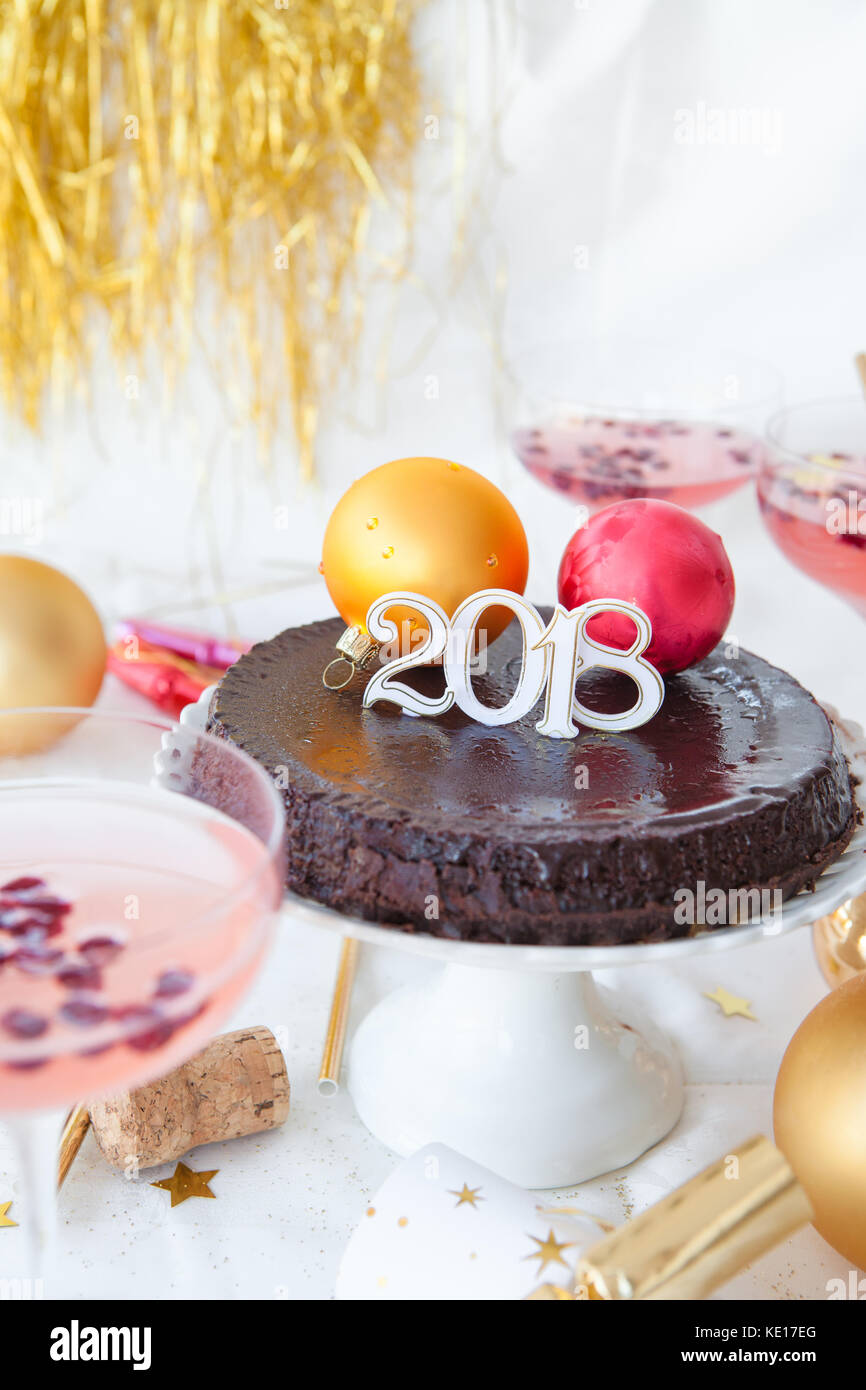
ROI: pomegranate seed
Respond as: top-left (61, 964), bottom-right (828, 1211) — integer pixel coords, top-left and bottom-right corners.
top-left (57, 960), bottom-right (102, 990)
top-left (1, 1008), bottom-right (48, 1039)
top-left (21, 896), bottom-right (71, 917)
top-left (59, 998), bottom-right (109, 1028)
top-left (79, 936), bottom-right (124, 967)
top-left (14, 945), bottom-right (64, 975)
top-left (0, 876), bottom-right (46, 894)
top-left (0, 906), bottom-right (40, 933)
top-left (29, 913), bottom-right (65, 938)
top-left (0, 907), bottom-right (64, 937)
top-left (0, 893), bottom-right (68, 913)
top-left (154, 969), bottom-right (194, 999)
top-left (114, 1004), bottom-right (174, 1052)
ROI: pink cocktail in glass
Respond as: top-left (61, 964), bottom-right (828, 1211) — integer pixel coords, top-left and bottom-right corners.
top-left (0, 709), bottom-right (284, 1290)
top-left (507, 337), bottom-right (782, 514)
top-left (512, 416), bottom-right (760, 510)
top-left (758, 398), bottom-right (866, 619)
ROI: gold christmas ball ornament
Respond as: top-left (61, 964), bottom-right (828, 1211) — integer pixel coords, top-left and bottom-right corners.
top-left (321, 457), bottom-right (529, 681)
top-left (774, 973), bottom-right (866, 1270)
top-left (0, 556), bottom-right (106, 754)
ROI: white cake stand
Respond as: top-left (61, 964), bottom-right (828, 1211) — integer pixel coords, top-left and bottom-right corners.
top-left (184, 692), bottom-right (866, 1188)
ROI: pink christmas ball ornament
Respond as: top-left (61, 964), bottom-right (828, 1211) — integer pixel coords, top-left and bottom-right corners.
top-left (557, 499), bottom-right (735, 675)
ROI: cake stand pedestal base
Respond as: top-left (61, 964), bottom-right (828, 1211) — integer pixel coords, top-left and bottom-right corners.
top-left (347, 963), bottom-right (683, 1189)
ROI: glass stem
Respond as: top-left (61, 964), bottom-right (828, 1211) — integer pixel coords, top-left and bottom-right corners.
top-left (4, 1109), bottom-right (64, 1298)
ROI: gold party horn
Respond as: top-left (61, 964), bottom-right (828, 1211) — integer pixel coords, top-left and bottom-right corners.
top-left (576, 1135), bottom-right (811, 1301)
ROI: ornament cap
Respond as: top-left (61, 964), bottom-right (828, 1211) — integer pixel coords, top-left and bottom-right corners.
top-left (322, 625), bottom-right (380, 690)
top-left (576, 1135), bottom-right (811, 1301)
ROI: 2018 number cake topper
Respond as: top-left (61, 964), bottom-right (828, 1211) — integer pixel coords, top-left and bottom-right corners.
top-left (358, 588), bottom-right (665, 739)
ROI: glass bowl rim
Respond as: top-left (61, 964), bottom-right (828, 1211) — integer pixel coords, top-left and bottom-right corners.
top-left (0, 706), bottom-right (285, 1060)
top-left (763, 395), bottom-right (866, 481)
top-left (504, 336), bottom-right (784, 421)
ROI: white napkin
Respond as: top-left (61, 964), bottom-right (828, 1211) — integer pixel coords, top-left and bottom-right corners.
top-left (335, 1143), bottom-right (606, 1300)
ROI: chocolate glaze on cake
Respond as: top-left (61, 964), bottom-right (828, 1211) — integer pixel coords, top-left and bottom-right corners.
top-left (207, 614), bottom-right (858, 945)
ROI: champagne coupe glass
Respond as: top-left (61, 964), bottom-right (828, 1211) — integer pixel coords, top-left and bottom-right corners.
top-left (507, 337), bottom-right (783, 513)
top-left (759, 399), bottom-right (866, 986)
top-left (0, 708), bottom-right (284, 1294)
top-left (758, 397), bottom-right (866, 619)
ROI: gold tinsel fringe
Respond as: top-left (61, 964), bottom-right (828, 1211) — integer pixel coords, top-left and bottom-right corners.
top-left (0, 0), bottom-right (422, 477)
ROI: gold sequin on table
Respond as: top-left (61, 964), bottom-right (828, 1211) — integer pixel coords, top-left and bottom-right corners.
top-left (704, 986), bottom-right (757, 1020)
top-left (449, 1183), bottom-right (484, 1208)
top-left (150, 1162), bottom-right (219, 1208)
top-left (524, 1230), bottom-right (576, 1275)
top-left (366, 517), bottom-right (379, 530)
top-left (382, 546), bottom-right (395, 559)
top-left (0, 1201), bottom-right (17, 1229)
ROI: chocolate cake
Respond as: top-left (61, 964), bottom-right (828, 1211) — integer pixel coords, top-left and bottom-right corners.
top-left (206, 614), bottom-right (858, 946)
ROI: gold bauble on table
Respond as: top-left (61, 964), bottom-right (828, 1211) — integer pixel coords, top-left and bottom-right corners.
top-left (321, 457), bottom-right (529, 652)
top-left (0, 556), bottom-right (106, 753)
top-left (774, 973), bottom-right (866, 1270)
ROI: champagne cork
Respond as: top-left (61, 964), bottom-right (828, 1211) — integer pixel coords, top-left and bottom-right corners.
top-left (87, 1026), bottom-right (290, 1170)
top-left (577, 1135), bottom-right (811, 1301)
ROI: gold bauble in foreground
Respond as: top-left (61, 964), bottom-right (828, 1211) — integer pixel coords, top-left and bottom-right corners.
top-left (0, 556), bottom-right (106, 753)
top-left (774, 974), bottom-right (866, 1270)
top-left (321, 457), bottom-right (529, 650)
top-left (812, 898), bottom-right (866, 987)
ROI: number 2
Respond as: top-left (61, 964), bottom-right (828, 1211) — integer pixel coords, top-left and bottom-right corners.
top-left (362, 593), bottom-right (454, 717)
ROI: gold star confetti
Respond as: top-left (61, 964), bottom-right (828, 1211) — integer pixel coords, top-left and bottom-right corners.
top-left (0, 1201), bottom-right (17, 1228)
top-left (704, 986), bottom-right (757, 1020)
top-left (150, 1162), bottom-right (218, 1208)
top-left (449, 1183), bottom-right (484, 1208)
top-left (524, 1229), bottom-right (575, 1274)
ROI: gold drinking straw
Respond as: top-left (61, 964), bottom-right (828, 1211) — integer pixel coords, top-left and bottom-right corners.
top-left (317, 938), bottom-right (360, 1096)
top-left (57, 1104), bottom-right (91, 1189)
